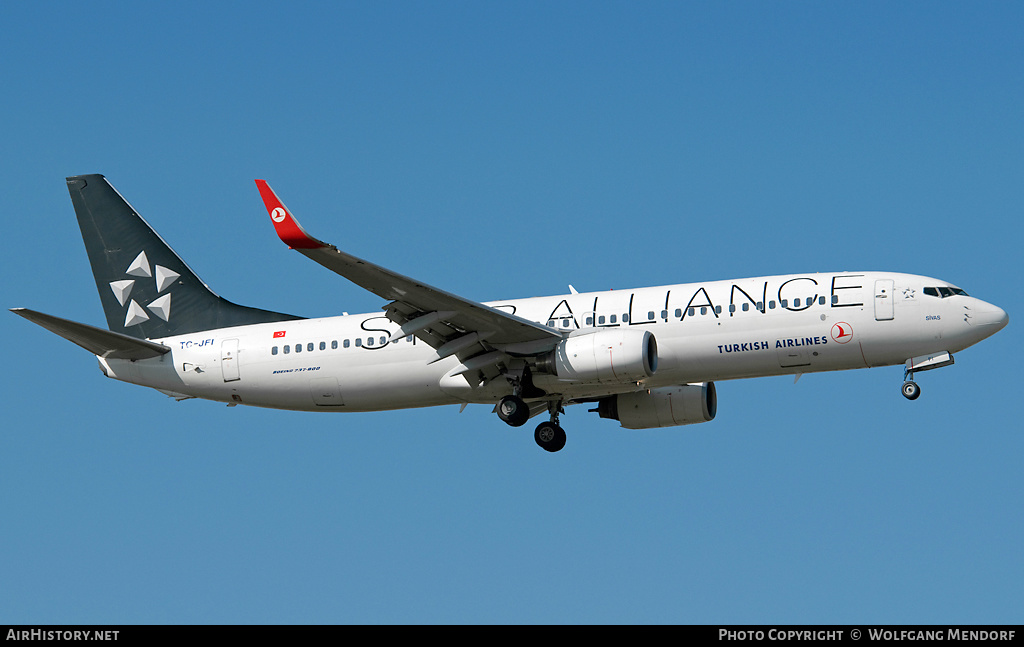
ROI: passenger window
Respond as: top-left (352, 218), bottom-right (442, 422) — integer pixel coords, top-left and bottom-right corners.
top-left (598, 315), bottom-right (606, 324)
top-left (675, 309), bottom-right (682, 318)
top-left (818, 296), bottom-right (826, 305)
top-left (331, 340), bottom-right (338, 350)
top-left (547, 320), bottom-right (555, 327)
top-left (355, 339), bottom-right (362, 347)
top-left (622, 314), bottom-right (629, 323)
top-left (714, 306), bottom-right (721, 314)
top-left (284, 345), bottom-right (291, 354)
top-left (648, 311), bottom-right (655, 321)
top-left (380, 336), bottom-right (386, 345)
top-left (832, 295), bottom-right (839, 304)
top-left (307, 343), bottom-right (314, 352)
top-left (688, 308), bottom-right (695, 317)
top-left (344, 339), bottom-right (350, 348)
top-left (781, 299), bottom-right (788, 308)
top-left (272, 346), bottom-right (278, 355)
top-left (661, 310), bottom-right (667, 319)
top-left (700, 307), bottom-right (707, 315)
top-left (729, 304), bottom-right (736, 313)
top-left (295, 344), bottom-right (302, 353)
top-left (741, 303), bottom-right (749, 312)
top-left (586, 317), bottom-right (594, 325)
top-left (367, 337), bottom-right (374, 346)
top-left (769, 301), bottom-right (776, 309)
top-left (757, 302), bottom-right (763, 310)
top-left (320, 341), bottom-right (326, 351)
top-left (610, 315), bottom-right (617, 323)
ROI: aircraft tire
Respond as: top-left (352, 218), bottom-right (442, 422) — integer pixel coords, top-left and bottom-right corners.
top-left (497, 395), bottom-right (530, 427)
top-left (534, 421), bottom-right (566, 453)
top-left (901, 381), bottom-right (921, 400)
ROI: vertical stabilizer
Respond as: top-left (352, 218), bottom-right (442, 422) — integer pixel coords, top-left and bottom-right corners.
top-left (67, 174), bottom-right (302, 339)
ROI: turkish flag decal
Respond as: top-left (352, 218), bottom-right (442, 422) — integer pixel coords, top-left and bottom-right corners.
top-left (273, 331), bottom-right (286, 338)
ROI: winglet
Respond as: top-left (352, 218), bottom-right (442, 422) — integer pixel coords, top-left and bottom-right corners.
top-left (254, 180), bottom-right (327, 250)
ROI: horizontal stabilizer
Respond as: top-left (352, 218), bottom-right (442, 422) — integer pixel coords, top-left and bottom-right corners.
top-left (11, 308), bottom-right (171, 360)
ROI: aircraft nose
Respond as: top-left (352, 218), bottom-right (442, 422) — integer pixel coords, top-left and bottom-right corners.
top-left (991, 305), bottom-right (1009, 331)
top-left (972, 300), bottom-right (1009, 332)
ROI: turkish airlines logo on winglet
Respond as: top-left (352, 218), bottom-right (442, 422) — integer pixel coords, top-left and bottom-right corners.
top-left (271, 207), bottom-right (287, 223)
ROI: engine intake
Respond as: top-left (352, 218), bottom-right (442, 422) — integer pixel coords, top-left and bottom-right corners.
top-left (595, 383), bottom-right (717, 429)
top-left (537, 328), bottom-right (657, 385)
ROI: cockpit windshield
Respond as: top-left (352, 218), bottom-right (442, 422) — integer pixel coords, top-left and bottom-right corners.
top-left (923, 286), bottom-right (969, 298)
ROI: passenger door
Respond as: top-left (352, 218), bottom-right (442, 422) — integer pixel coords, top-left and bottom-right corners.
top-left (874, 279), bottom-right (895, 321)
top-left (221, 339), bottom-right (240, 382)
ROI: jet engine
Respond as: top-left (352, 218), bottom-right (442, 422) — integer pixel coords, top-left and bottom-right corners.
top-left (536, 328), bottom-right (657, 385)
top-left (594, 383), bottom-right (717, 429)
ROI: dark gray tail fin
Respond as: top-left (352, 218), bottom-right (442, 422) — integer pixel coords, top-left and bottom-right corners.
top-left (67, 174), bottom-right (302, 339)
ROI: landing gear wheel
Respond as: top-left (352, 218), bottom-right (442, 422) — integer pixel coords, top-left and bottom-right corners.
top-left (497, 395), bottom-right (530, 427)
top-left (534, 421), bottom-right (566, 453)
top-left (902, 381), bottom-right (921, 400)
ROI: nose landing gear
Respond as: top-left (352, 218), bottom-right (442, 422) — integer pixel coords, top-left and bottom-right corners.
top-left (901, 379), bottom-right (921, 400)
top-left (900, 352), bottom-right (954, 401)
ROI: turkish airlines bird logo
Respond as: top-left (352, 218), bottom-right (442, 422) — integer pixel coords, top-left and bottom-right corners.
top-left (831, 322), bottom-right (854, 344)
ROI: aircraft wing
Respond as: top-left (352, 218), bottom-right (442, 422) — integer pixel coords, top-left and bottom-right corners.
top-left (255, 181), bottom-right (563, 374)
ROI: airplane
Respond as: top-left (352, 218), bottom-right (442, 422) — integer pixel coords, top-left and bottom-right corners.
top-left (11, 175), bottom-right (1009, 452)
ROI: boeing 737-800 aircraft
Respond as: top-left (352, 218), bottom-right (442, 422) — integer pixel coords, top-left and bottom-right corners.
top-left (12, 175), bottom-right (1009, 452)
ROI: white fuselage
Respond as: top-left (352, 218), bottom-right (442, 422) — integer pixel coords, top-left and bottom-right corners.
top-left (98, 271), bottom-right (1007, 412)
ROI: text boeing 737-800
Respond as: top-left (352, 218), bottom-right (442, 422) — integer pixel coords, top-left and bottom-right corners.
top-left (11, 175), bottom-right (1008, 452)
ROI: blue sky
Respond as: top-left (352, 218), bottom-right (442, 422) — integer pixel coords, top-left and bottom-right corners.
top-left (2, 2), bottom-right (1021, 624)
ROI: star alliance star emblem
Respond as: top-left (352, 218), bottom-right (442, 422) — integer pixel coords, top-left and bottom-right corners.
top-left (903, 288), bottom-right (916, 299)
top-left (108, 250), bottom-right (180, 326)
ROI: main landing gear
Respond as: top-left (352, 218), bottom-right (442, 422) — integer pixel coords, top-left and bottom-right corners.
top-left (496, 394), bottom-right (567, 452)
top-left (534, 401), bottom-right (566, 453)
top-left (497, 394), bottom-right (530, 427)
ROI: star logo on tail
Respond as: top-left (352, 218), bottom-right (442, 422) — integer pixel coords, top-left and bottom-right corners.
top-left (108, 250), bottom-right (180, 327)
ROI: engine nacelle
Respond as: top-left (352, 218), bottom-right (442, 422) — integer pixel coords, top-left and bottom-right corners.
top-left (595, 383), bottom-right (717, 429)
top-left (540, 328), bottom-right (657, 385)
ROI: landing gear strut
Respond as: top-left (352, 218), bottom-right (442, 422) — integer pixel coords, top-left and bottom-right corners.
top-left (534, 400), bottom-right (566, 453)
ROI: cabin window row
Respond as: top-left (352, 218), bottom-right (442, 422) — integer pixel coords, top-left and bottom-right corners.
top-left (271, 335), bottom-right (413, 355)
top-left (575, 296), bottom-right (833, 325)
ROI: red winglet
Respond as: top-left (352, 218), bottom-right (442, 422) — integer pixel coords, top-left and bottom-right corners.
top-left (254, 180), bottom-right (326, 250)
